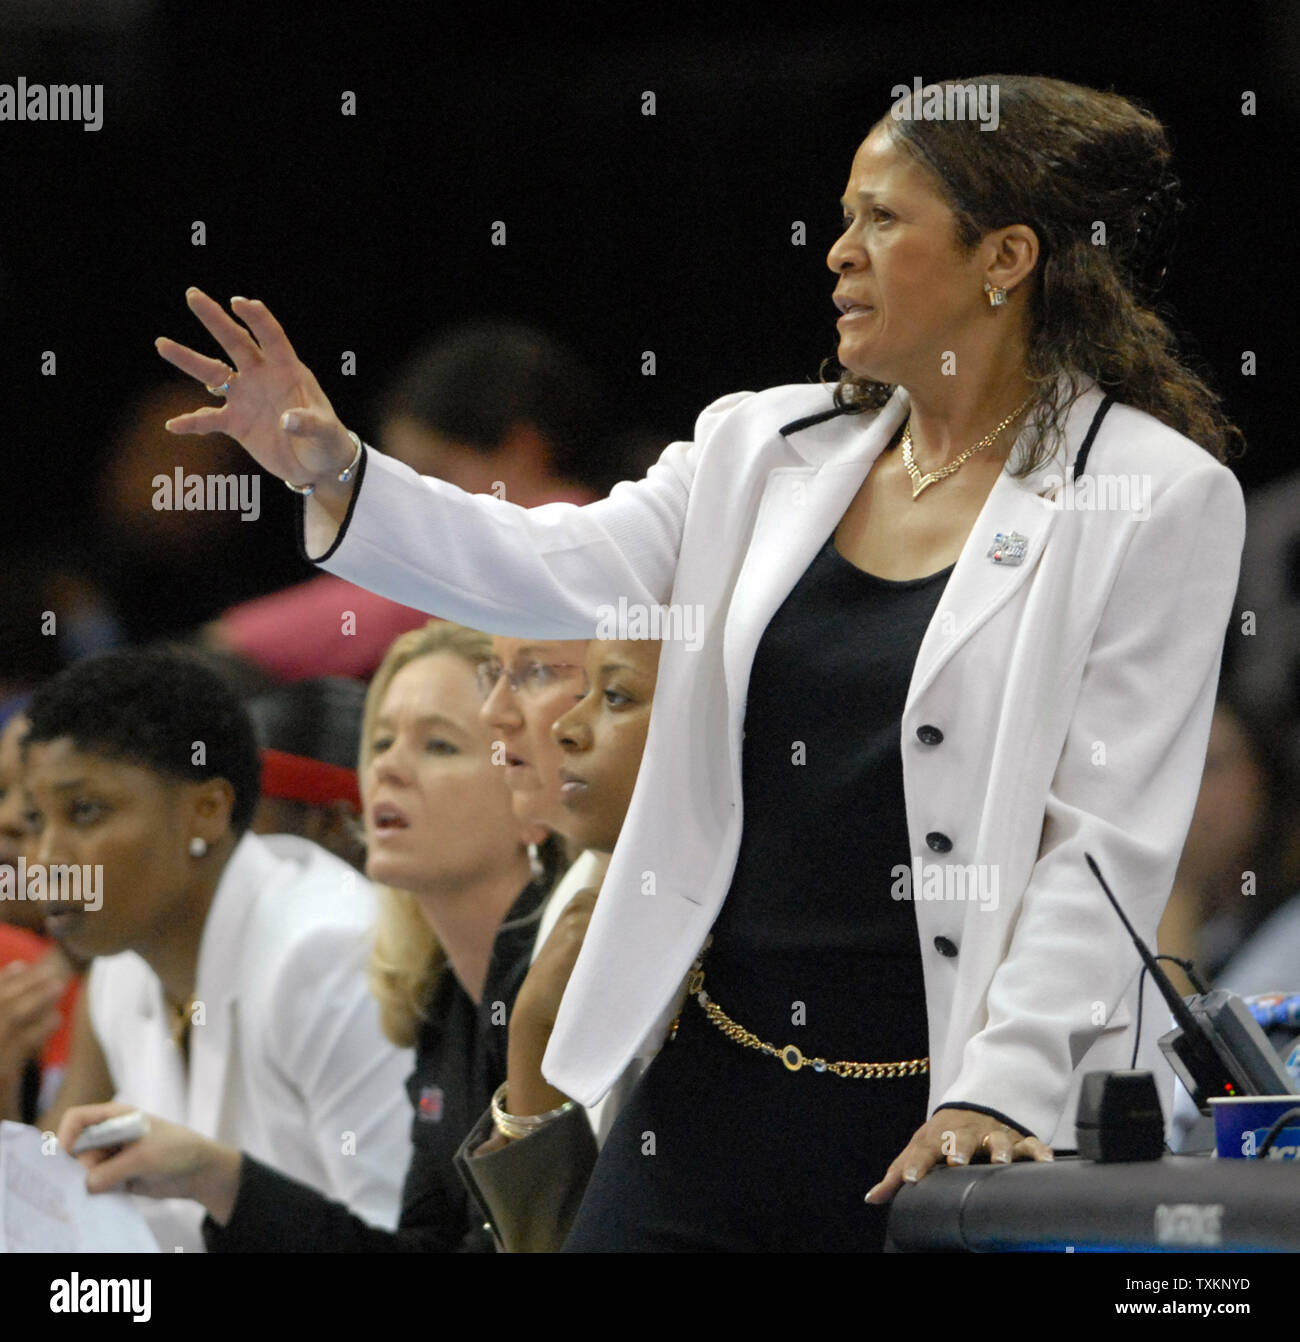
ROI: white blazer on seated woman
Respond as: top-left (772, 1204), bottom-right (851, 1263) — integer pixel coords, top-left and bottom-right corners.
top-left (88, 830), bottom-right (413, 1250)
top-left (302, 373), bottom-right (1244, 1149)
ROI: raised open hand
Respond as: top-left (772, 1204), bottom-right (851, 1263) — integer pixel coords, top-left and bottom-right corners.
top-left (156, 288), bottom-right (355, 489)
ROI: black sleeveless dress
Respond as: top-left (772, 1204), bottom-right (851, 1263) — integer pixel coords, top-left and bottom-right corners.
top-left (564, 532), bottom-right (954, 1252)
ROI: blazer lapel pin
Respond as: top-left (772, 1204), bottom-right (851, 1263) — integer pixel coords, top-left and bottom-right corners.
top-left (987, 531), bottom-right (1029, 565)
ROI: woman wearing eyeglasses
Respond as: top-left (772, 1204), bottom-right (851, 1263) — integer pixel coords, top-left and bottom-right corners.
top-left (477, 641), bottom-right (590, 863)
top-left (155, 76), bottom-right (1245, 1250)
top-left (477, 633), bottom-right (613, 950)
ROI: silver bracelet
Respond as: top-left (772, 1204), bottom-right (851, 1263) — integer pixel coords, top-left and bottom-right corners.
top-left (285, 431), bottom-right (364, 496)
top-left (489, 1081), bottom-right (574, 1141)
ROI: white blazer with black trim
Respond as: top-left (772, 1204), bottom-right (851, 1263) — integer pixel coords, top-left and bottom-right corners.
top-left (88, 832), bottom-right (414, 1249)
top-left (303, 376), bottom-right (1244, 1148)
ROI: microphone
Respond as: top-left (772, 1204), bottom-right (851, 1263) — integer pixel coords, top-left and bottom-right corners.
top-left (1085, 853), bottom-right (1297, 1114)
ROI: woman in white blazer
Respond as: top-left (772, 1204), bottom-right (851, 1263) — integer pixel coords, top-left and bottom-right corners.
top-left (156, 75), bottom-right (1246, 1250)
top-left (23, 646), bottom-right (413, 1251)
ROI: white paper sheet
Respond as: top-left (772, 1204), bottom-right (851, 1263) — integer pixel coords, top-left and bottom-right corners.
top-left (0, 1121), bottom-right (159, 1252)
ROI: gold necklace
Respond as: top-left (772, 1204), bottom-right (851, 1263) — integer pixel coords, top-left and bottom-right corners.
top-left (900, 394), bottom-right (1035, 500)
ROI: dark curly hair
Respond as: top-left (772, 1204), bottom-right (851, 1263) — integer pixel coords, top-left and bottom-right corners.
top-left (825, 75), bottom-right (1244, 473)
top-left (24, 645), bottom-right (260, 835)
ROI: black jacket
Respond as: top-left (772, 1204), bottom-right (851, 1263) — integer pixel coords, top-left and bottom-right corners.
top-left (202, 874), bottom-right (552, 1253)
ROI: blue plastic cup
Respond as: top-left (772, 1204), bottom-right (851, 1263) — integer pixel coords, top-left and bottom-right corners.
top-left (1210, 1095), bottom-right (1300, 1159)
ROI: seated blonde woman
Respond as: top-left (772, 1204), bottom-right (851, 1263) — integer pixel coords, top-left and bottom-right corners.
top-left (59, 622), bottom-right (565, 1252)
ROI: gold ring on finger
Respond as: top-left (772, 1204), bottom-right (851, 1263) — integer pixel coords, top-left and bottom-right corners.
top-left (206, 371), bottom-right (237, 396)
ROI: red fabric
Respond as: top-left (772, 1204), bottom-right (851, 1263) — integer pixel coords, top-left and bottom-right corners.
top-left (221, 576), bottom-right (431, 682)
top-left (260, 748), bottom-right (361, 812)
top-left (0, 923), bottom-right (47, 967)
top-left (0, 924), bottom-right (81, 1069)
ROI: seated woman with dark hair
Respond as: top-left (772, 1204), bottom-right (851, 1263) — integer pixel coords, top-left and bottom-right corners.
top-left (459, 635), bottom-right (662, 1251)
top-left (25, 646), bottom-right (413, 1252)
top-left (59, 622), bottom-right (566, 1252)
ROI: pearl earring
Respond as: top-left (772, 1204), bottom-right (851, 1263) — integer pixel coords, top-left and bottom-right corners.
top-left (189, 836), bottom-right (208, 858)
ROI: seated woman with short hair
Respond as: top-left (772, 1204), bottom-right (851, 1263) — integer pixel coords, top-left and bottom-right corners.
top-left (25, 645), bottom-right (412, 1252)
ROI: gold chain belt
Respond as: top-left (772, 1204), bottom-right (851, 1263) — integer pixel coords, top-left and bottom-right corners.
top-left (671, 958), bottom-right (929, 1080)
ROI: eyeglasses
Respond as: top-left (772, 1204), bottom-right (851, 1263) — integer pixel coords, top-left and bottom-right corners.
top-left (475, 658), bottom-right (586, 701)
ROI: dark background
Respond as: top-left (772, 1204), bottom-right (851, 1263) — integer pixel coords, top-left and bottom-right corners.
top-left (1, 0), bottom-right (1294, 620)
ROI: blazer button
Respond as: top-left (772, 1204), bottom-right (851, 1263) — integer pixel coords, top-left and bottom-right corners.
top-left (934, 936), bottom-right (958, 958)
top-left (916, 724), bottom-right (944, 745)
top-left (926, 831), bottom-right (953, 853)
